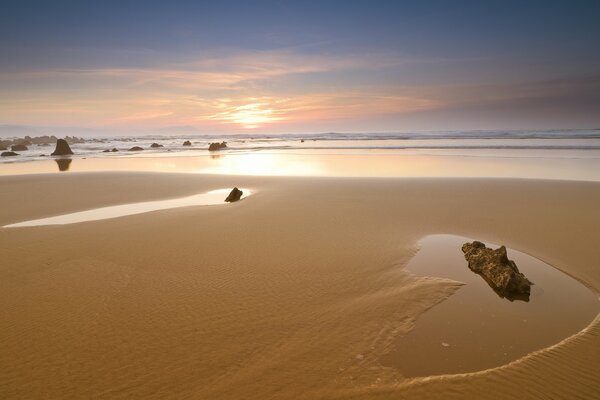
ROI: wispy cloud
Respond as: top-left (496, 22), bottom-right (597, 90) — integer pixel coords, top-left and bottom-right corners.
top-left (0, 49), bottom-right (442, 130)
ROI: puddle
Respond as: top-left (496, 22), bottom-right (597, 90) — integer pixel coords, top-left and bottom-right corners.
top-left (4, 188), bottom-right (251, 228)
top-left (380, 234), bottom-right (600, 377)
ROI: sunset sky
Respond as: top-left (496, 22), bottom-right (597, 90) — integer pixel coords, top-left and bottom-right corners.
top-left (1, 0), bottom-right (599, 135)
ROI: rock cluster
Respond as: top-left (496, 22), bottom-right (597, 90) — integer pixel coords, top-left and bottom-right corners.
top-left (462, 241), bottom-right (532, 299)
top-left (208, 141), bottom-right (227, 151)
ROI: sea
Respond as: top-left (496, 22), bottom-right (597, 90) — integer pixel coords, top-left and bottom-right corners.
top-left (1, 130), bottom-right (600, 180)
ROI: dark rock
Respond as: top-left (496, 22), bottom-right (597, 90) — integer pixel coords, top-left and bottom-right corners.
top-left (300, 139), bottom-right (305, 143)
top-left (103, 149), bottom-right (110, 153)
top-left (208, 141), bottom-right (227, 151)
top-left (462, 241), bottom-right (532, 300)
top-left (150, 143), bottom-right (163, 148)
top-left (51, 139), bottom-right (74, 155)
top-left (11, 144), bottom-right (28, 151)
top-left (64, 135), bottom-right (85, 144)
top-left (225, 187), bottom-right (243, 202)
top-left (1, 151), bottom-right (19, 157)
top-left (111, 148), bottom-right (119, 152)
top-left (129, 146), bottom-right (144, 151)
top-left (183, 140), bottom-right (192, 146)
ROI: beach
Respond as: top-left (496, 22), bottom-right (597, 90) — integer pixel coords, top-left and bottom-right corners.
top-left (1, 171), bottom-right (598, 399)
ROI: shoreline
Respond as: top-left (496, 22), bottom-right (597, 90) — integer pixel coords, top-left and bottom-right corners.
top-left (1, 172), bottom-right (599, 399)
top-left (2, 151), bottom-right (600, 181)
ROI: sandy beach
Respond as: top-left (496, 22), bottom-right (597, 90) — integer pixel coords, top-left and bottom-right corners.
top-left (1, 172), bottom-right (598, 399)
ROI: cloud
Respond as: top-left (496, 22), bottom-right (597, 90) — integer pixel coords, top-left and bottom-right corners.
top-left (0, 48), bottom-right (442, 129)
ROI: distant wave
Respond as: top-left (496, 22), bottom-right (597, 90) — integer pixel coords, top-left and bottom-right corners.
top-left (2, 129), bottom-right (600, 164)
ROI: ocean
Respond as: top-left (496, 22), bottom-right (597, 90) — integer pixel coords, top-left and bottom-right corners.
top-left (1, 130), bottom-right (600, 180)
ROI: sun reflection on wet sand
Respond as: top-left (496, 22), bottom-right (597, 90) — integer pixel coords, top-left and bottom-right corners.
top-left (1, 152), bottom-right (599, 181)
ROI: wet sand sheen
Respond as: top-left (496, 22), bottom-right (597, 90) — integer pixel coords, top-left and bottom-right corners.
top-left (380, 235), bottom-right (600, 377)
top-left (3, 188), bottom-right (251, 227)
top-left (0, 174), bottom-right (599, 399)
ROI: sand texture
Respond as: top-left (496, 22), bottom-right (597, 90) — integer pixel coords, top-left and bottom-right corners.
top-left (0, 173), bottom-right (599, 399)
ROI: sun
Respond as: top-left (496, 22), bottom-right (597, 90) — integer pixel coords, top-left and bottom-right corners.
top-left (208, 100), bottom-right (283, 129)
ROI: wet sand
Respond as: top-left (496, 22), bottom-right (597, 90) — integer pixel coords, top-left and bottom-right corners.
top-left (0, 173), bottom-right (599, 399)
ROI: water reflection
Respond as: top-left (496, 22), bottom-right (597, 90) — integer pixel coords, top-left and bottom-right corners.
top-left (4, 188), bottom-right (252, 228)
top-left (1, 152), bottom-right (599, 181)
top-left (381, 234), bottom-right (600, 377)
top-left (55, 158), bottom-right (72, 171)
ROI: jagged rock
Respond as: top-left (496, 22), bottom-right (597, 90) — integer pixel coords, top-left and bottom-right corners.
top-left (150, 143), bottom-right (163, 148)
top-left (208, 141), bottom-right (227, 151)
top-left (11, 144), bottom-right (28, 151)
top-left (111, 148), bottom-right (119, 152)
top-left (51, 139), bottom-right (74, 155)
top-left (129, 146), bottom-right (144, 151)
top-left (183, 140), bottom-right (192, 146)
top-left (462, 241), bottom-right (532, 299)
top-left (1, 151), bottom-right (19, 157)
top-left (225, 187), bottom-right (243, 202)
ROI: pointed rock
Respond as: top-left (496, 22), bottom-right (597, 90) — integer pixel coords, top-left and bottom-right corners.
top-left (225, 187), bottom-right (243, 202)
top-left (51, 139), bottom-right (74, 156)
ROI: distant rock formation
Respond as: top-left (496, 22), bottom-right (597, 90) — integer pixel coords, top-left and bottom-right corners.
top-left (225, 187), bottom-right (243, 202)
top-left (1, 151), bottom-right (19, 157)
top-left (11, 144), bottom-right (28, 151)
top-left (111, 148), bottom-right (119, 152)
top-left (129, 146), bottom-right (144, 151)
top-left (208, 141), bottom-right (227, 151)
top-left (64, 135), bottom-right (85, 144)
top-left (462, 241), bottom-right (532, 300)
top-left (183, 140), bottom-right (192, 146)
top-left (51, 139), bottom-right (74, 156)
top-left (150, 143), bottom-right (163, 148)
top-left (300, 139), bottom-right (305, 143)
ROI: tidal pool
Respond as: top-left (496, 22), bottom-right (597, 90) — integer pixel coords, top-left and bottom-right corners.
top-left (3, 188), bottom-right (251, 228)
top-left (381, 234), bottom-right (600, 377)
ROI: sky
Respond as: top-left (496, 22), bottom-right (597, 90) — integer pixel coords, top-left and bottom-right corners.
top-left (0, 0), bottom-right (599, 135)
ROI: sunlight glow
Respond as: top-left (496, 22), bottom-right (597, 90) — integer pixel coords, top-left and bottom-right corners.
top-left (207, 101), bottom-right (284, 129)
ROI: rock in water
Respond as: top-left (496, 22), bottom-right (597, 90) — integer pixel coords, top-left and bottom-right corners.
top-left (128, 146), bottom-right (144, 151)
top-left (11, 144), bottom-right (28, 151)
top-left (1, 151), bottom-right (19, 157)
top-left (208, 141), bottom-right (227, 151)
top-left (225, 187), bottom-right (243, 202)
top-left (183, 140), bottom-right (192, 146)
top-left (462, 241), bottom-right (532, 299)
top-left (51, 139), bottom-right (73, 155)
top-left (150, 143), bottom-right (163, 148)
top-left (111, 148), bottom-right (119, 152)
